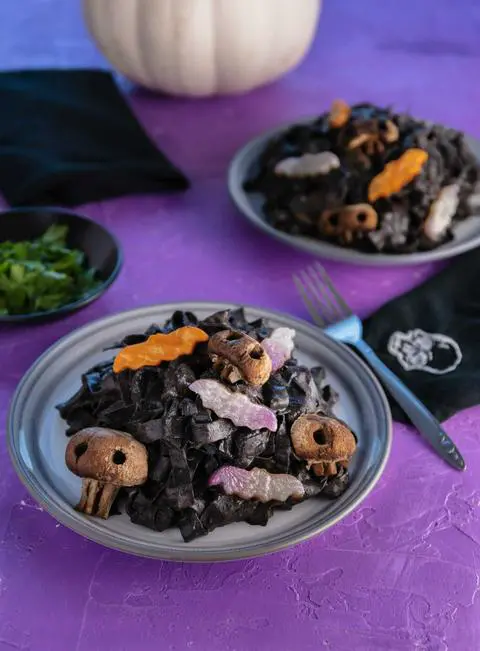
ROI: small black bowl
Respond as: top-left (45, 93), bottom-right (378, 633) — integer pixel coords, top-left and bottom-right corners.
top-left (0, 207), bottom-right (122, 323)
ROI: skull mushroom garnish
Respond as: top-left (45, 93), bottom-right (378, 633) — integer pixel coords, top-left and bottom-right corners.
top-left (65, 427), bottom-right (148, 518)
top-left (347, 119), bottom-right (399, 156)
top-left (382, 120), bottom-right (400, 144)
top-left (319, 204), bottom-right (378, 244)
top-left (208, 330), bottom-right (272, 386)
top-left (328, 99), bottom-right (351, 129)
top-left (290, 414), bottom-right (357, 476)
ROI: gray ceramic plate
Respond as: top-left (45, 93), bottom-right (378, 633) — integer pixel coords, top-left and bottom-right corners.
top-left (7, 302), bottom-right (391, 562)
top-left (228, 118), bottom-right (480, 266)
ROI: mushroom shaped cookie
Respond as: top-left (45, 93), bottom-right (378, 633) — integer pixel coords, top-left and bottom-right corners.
top-left (65, 427), bottom-right (148, 518)
top-left (208, 330), bottom-right (272, 386)
top-left (290, 414), bottom-right (357, 476)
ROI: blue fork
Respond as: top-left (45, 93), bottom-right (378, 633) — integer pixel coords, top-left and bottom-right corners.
top-left (293, 262), bottom-right (466, 471)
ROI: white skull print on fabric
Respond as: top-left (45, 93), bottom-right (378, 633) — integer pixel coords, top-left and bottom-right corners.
top-left (387, 329), bottom-right (462, 375)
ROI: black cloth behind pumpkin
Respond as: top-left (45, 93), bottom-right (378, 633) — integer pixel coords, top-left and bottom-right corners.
top-left (0, 69), bottom-right (189, 206)
top-left (363, 248), bottom-right (480, 423)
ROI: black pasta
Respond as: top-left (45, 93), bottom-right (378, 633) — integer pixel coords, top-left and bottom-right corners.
top-left (57, 309), bottom-right (352, 541)
top-left (245, 102), bottom-right (479, 253)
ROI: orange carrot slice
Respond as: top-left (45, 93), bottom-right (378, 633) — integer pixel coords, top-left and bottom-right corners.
top-left (113, 326), bottom-right (209, 373)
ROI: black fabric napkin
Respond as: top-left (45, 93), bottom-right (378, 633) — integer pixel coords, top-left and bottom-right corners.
top-left (363, 248), bottom-right (480, 423)
top-left (0, 69), bottom-right (189, 206)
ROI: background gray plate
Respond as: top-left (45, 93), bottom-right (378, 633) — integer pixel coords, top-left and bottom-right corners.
top-left (228, 118), bottom-right (480, 266)
top-left (8, 302), bottom-right (392, 562)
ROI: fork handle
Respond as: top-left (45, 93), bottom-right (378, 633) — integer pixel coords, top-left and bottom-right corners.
top-left (353, 338), bottom-right (465, 471)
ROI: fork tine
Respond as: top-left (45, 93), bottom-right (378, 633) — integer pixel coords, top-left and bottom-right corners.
top-left (299, 269), bottom-right (338, 325)
top-left (293, 274), bottom-right (326, 327)
top-left (293, 262), bottom-right (352, 328)
top-left (313, 262), bottom-right (352, 315)
top-left (305, 265), bottom-right (345, 322)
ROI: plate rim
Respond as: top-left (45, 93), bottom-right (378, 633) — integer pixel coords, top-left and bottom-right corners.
top-left (7, 301), bottom-right (392, 562)
top-left (228, 117), bottom-right (480, 266)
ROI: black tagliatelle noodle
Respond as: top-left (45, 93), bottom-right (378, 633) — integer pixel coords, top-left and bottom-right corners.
top-left (57, 309), bottom-right (348, 542)
top-left (244, 103), bottom-right (479, 253)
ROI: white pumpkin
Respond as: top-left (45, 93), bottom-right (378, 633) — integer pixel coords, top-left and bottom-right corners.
top-left (83, 0), bottom-right (322, 97)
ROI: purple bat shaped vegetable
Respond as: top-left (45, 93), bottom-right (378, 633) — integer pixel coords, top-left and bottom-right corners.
top-left (189, 379), bottom-right (278, 432)
top-left (209, 466), bottom-right (305, 503)
top-left (262, 328), bottom-right (296, 372)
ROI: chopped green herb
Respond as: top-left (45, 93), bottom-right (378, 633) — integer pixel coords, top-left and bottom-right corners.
top-left (0, 224), bottom-right (101, 315)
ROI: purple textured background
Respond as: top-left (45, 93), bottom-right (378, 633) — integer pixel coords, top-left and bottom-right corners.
top-left (1, 1), bottom-right (480, 649)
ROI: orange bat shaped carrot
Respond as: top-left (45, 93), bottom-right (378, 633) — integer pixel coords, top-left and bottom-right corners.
top-left (368, 148), bottom-right (428, 202)
top-left (113, 326), bottom-right (209, 373)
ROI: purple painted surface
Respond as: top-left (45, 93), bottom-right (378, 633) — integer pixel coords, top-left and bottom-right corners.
top-left (0, 1), bottom-right (479, 649)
